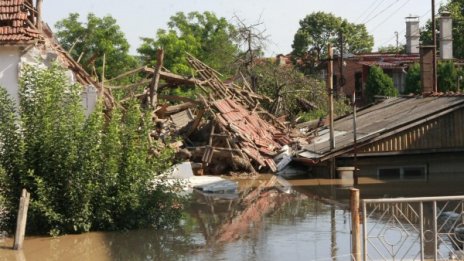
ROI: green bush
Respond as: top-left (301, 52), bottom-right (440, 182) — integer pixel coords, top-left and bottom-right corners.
top-left (404, 63), bottom-right (421, 94)
top-left (0, 65), bottom-right (183, 235)
top-left (438, 61), bottom-right (458, 92)
top-left (365, 65), bottom-right (398, 103)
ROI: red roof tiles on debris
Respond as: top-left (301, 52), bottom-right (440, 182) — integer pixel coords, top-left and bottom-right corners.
top-left (213, 99), bottom-right (291, 171)
top-left (0, 0), bottom-right (39, 43)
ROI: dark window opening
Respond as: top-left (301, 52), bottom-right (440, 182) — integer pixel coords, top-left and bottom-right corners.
top-left (378, 168), bottom-right (401, 180)
top-left (403, 167), bottom-right (426, 179)
top-left (378, 166), bottom-right (427, 181)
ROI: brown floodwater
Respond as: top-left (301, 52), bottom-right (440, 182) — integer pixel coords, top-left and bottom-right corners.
top-left (1, 175), bottom-right (463, 261)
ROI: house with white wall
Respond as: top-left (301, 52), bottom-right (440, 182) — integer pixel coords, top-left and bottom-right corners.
top-left (0, 0), bottom-right (106, 115)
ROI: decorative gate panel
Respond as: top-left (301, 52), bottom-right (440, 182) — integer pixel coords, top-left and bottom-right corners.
top-left (362, 196), bottom-right (464, 260)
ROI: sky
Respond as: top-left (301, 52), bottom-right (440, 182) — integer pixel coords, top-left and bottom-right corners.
top-left (42, 0), bottom-right (444, 56)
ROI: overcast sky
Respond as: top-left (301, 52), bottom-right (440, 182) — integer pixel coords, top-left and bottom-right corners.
top-left (42, 0), bottom-right (444, 56)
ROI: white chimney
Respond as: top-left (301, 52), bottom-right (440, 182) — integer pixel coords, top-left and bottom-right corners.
top-left (405, 16), bottom-right (420, 54)
top-left (439, 11), bottom-right (453, 60)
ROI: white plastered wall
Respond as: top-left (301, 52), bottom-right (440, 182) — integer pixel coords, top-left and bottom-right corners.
top-left (0, 44), bottom-right (97, 115)
top-left (0, 46), bottom-right (21, 105)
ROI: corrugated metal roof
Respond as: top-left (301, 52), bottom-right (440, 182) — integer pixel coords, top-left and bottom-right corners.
top-left (301, 96), bottom-right (464, 161)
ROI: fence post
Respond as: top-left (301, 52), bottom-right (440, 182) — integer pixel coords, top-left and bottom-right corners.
top-left (351, 188), bottom-right (361, 261)
top-left (13, 189), bottom-right (30, 250)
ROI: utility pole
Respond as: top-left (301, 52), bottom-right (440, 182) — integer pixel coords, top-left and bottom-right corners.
top-left (395, 31), bottom-right (399, 52)
top-left (328, 44), bottom-right (335, 150)
top-left (339, 31), bottom-right (345, 93)
top-left (432, 0), bottom-right (438, 92)
top-left (352, 91), bottom-right (358, 186)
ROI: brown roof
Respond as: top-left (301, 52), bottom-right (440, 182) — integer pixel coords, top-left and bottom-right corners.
top-left (213, 99), bottom-right (292, 171)
top-left (0, 0), bottom-right (40, 43)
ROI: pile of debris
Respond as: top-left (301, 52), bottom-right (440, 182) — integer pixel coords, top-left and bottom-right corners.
top-left (109, 52), bottom-right (295, 174)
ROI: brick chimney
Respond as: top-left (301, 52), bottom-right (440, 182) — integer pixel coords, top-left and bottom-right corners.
top-left (439, 11), bottom-right (453, 60)
top-left (405, 16), bottom-right (420, 54)
top-left (420, 46), bottom-right (434, 94)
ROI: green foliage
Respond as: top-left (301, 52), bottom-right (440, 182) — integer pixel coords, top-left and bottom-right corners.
top-left (405, 63), bottom-right (421, 94)
top-left (0, 65), bottom-right (182, 235)
top-left (292, 12), bottom-right (373, 73)
top-left (0, 88), bottom-right (24, 232)
top-left (251, 61), bottom-right (350, 121)
top-left (55, 13), bottom-right (139, 80)
top-left (137, 11), bottom-right (239, 76)
top-left (437, 60), bottom-right (459, 92)
top-left (377, 44), bottom-right (405, 54)
top-left (0, 167), bottom-right (9, 231)
top-left (365, 66), bottom-right (398, 102)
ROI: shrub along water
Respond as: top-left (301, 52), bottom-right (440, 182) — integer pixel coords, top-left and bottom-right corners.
top-left (0, 64), bottom-right (183, 236)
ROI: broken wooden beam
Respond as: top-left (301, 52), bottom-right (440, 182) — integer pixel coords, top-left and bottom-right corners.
top-left (149, 49), bottom-right (164, 109)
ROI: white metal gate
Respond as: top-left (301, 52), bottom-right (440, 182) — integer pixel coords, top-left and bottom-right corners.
top-left (362, 196), bottom-right (464, 260)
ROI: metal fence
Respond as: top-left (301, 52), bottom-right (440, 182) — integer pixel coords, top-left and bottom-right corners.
top-left (362, 196), bottom-right (464, 261)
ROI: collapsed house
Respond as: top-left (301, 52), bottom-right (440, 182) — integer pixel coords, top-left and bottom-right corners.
top-left (112, 53), bottom-right (294, 174)
top-left (0, 0), bottom-right (295, 175)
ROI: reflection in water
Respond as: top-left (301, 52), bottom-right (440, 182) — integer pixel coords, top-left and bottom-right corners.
top-left (0, 180), bottom-right (354, 261)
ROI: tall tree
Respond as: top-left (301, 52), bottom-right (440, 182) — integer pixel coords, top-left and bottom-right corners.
top-left (292, 12), bottom-right (373, 73)
top-left (55, 13), bottom-right (138, 80)
top-left (250, 61), bottom-right (350, 121)
top-left (138, 11), bottom-right (239, 76)
top-left (365, 66), bottom-right (398, 102)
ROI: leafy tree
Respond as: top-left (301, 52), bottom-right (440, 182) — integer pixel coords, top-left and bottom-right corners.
top-left (365, 66), bottom-right (398, 102)
top-left (437, 60), bottom-right (458, 92)
top-left (55, 13), bottom-right (138, 80)
top-left (251, 61), bottom-right (350, 121)
top-left (0, 65), bottom-right (182, 235)
top-left (137, 11), bottom-right (239, 75)
top-left (404, 63), bottom-right (421, 94)
top-left (292, 12), bottom-right (373, 73)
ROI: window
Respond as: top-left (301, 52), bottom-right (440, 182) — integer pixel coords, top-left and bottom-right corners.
top-left (377, 165), bottom-right (427, 181)
top-left (378, 168), bottom-right (401, 180)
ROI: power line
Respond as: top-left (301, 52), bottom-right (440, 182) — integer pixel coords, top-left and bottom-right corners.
top-left (354, 0), bottom-right (382, 23)
top-left (371, 0), bottom-right (411, 31)
top-left (378, 8), bottom-right (434, 47)
top-left (364, 0), bottom-right (401, 25)
top-left (361, 0), bottom-right (391, 24)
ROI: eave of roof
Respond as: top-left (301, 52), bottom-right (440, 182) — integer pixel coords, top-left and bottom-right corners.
top-left (300, 96), bottom-right (464, 162)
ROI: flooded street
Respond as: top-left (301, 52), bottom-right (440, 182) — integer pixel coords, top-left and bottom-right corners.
top-left (0, 176), bottom-right (356, 261)
top-left (2, 176), bottom-right (464, 261)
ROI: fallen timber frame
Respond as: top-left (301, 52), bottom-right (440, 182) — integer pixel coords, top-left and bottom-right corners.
top-left (104, 52), bottom-right (293, 173)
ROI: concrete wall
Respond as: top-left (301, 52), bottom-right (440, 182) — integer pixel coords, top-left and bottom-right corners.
top-left (0, 46), bottom-right (21, 105)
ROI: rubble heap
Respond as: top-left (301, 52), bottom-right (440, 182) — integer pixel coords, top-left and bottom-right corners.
top-left (112, 53), bottom-right (294, 174)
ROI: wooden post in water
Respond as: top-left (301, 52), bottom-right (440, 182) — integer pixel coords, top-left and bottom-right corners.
top-left (13, 189), bottom-right (30, 250)
top-left (351, 188), bottom-right (361, 261)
